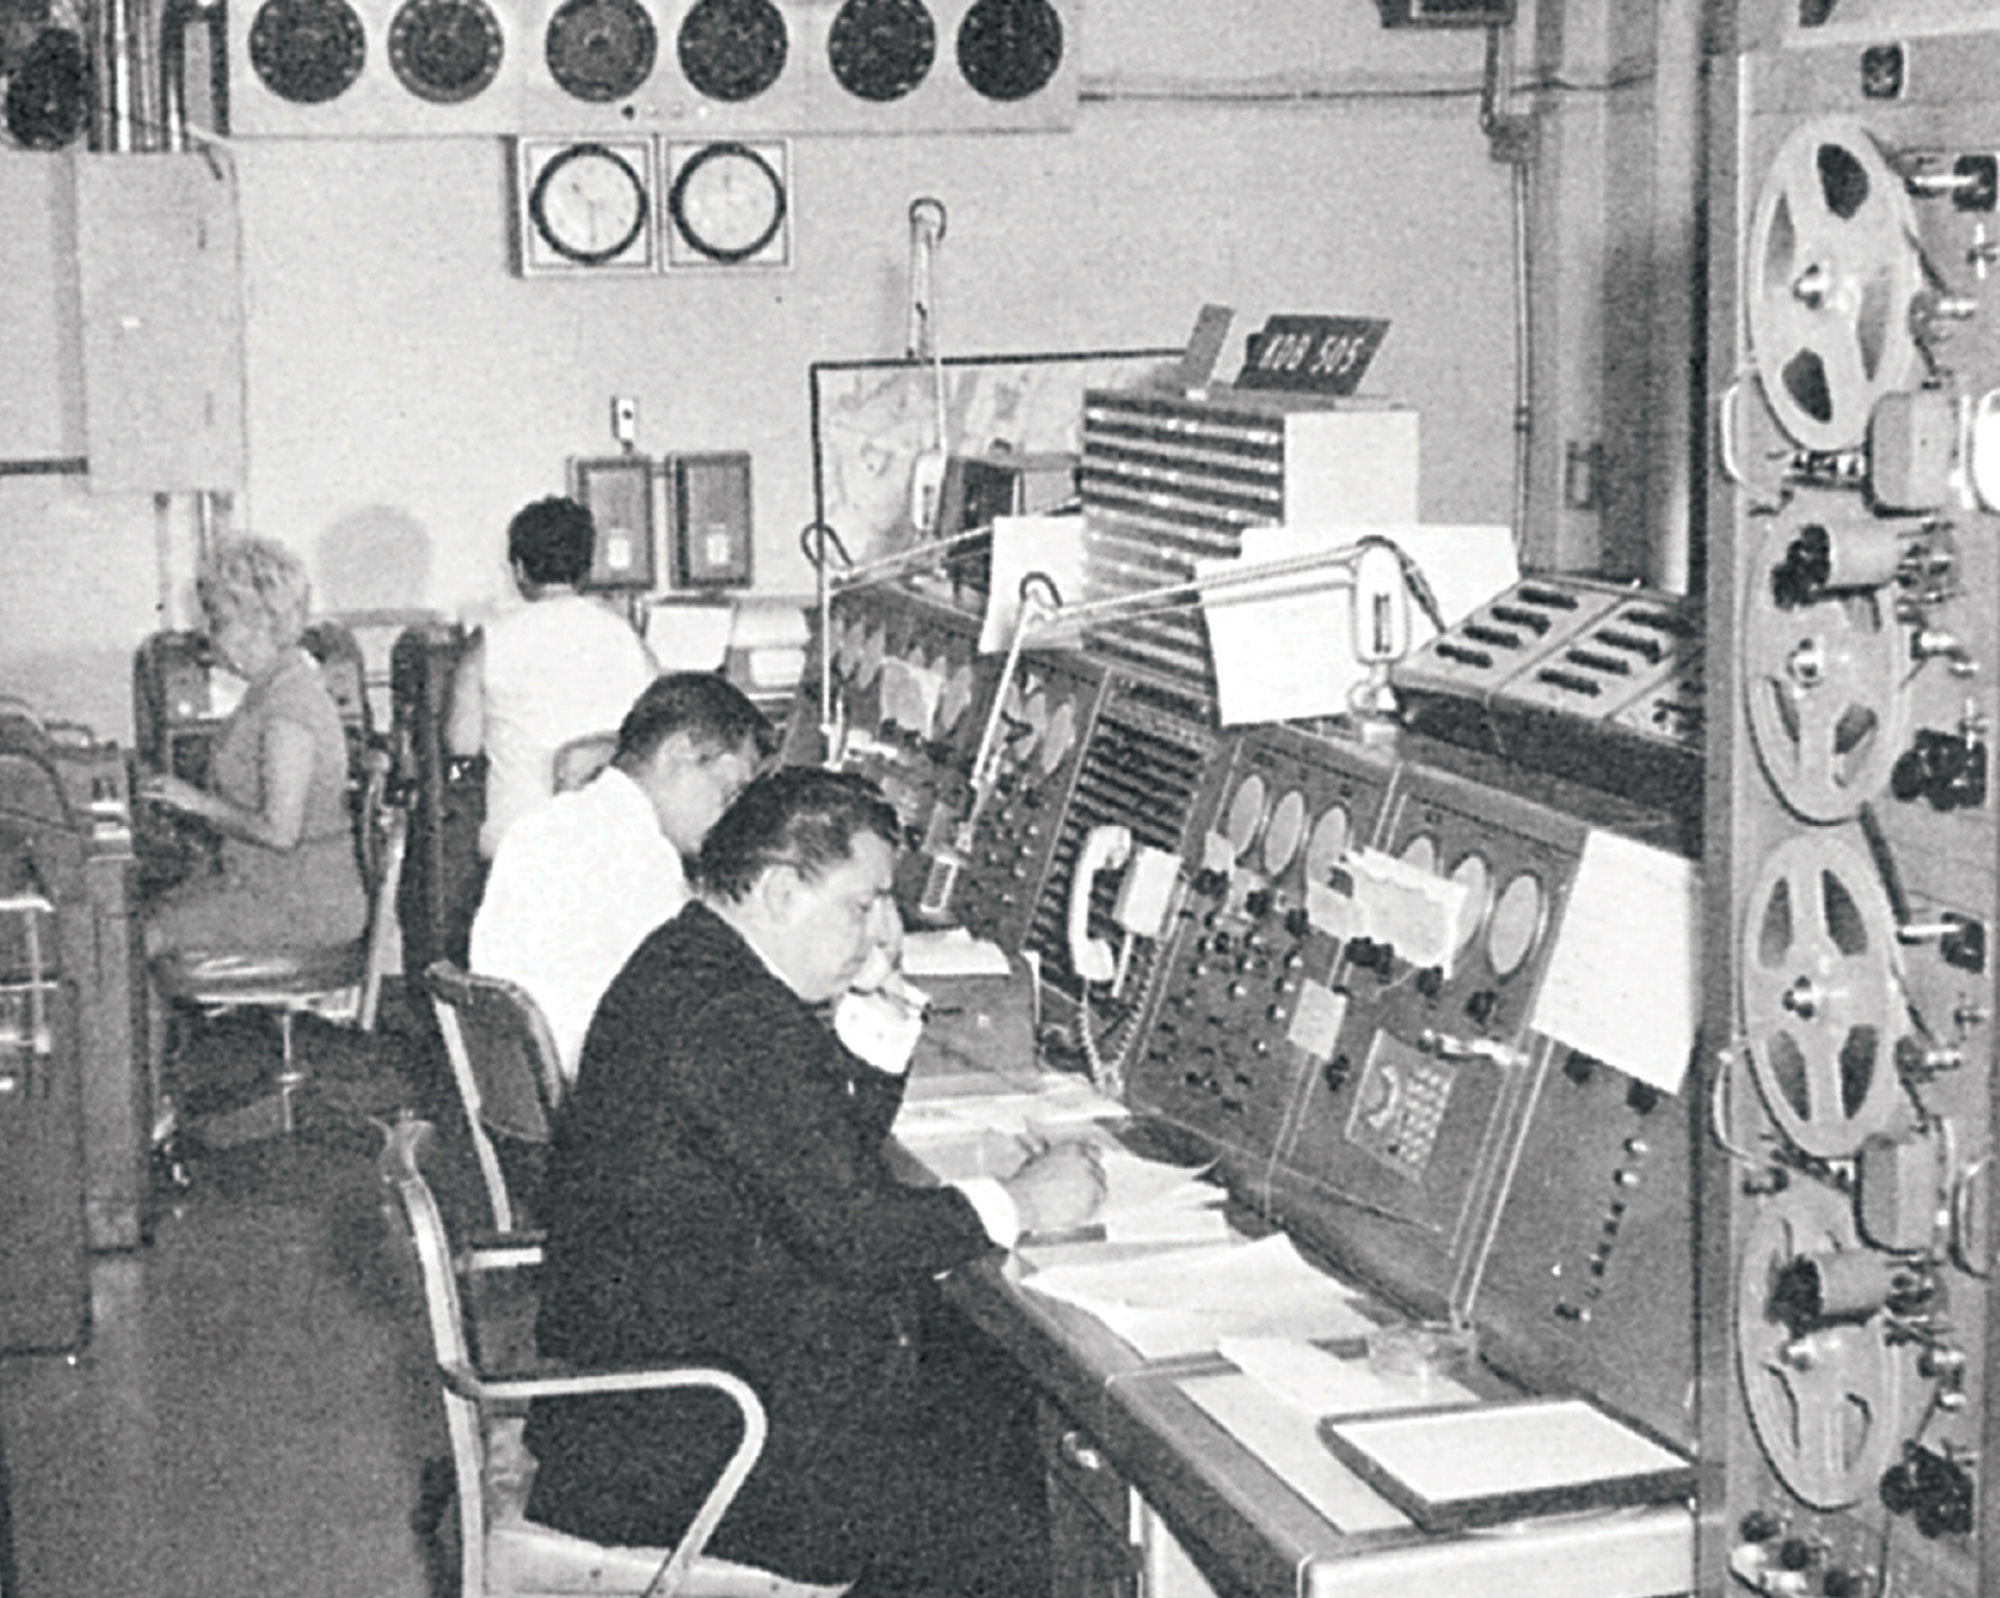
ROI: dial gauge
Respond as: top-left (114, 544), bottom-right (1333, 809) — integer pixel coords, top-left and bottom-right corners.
top-left (828, 0), bottom-right (935, 102)
top-left (1263, 789), bottom-right (1307, 876)
top-left (678, 0), bottom-right (788, 101)
top-left (522, 140), bottom-right (654, 272)
top-left (545, 0), bottom-right (657, 102)
top-left (1487, 872), bottom-right (1546, 978)
top-left (249, 0), bottom-right (367, 104)
top-left (1305, 804), bottom-right (1352, 886)
top-left (1222, 775), bottom-right (1267, 860)
top-left (1039, 698), bottom-right (1076, 774)
top-left (1448, 853), bottom-right (1491, 958)
top-left (665, 139), bottom-right (790, 267)
top-left (1399, 834), bottom-right (1438, 875)
top-left (388, 0), bottom-right (504, 104)
top-left (939, 664), bottom-right (974, 732)
top-left (957, 0), bottom-right (1062, 102)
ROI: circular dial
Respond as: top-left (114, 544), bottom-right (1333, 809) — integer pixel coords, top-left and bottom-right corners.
top-left (1222, 775), bottom-right (1267, 860)
top-left (668, 141), bottom-right (786, 263)
top-left (678, 0), bottom-right (788, 102)
top-left (388, 0), bottom-right (504, 103)
top-left (956, 0), bottom-right (1062, 102)
top-left (1039, 698), bottom-right (1076, 774)
top-left (1263, 789), bottom-right (1306, 877)
top-left (249, 0), bottom-right (367, 104)
top-left (1305, 805), bottom-right (1352, 887)
top-left (1486, 872), bottom-right (1545, 979)
top-left (1448, 852), bottom-right (1492, 958)
top-left (545, 0), bottom-right (657, 102)
top-left (1011, 687), bottom-right (1048, 769)
top-left (827, 0), bottom-right (935, 103)
top-left (528, 143), bottom-right (649, 265)
top-left (1399, 834), bottom-right (1438, 875)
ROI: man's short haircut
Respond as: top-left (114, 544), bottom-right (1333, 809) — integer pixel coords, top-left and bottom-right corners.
top-left (612, 672), bottom-right (776, 770)
top-left (507, 496), bottom-right (596, 586)
top-left (698, 768), bottom-right (900, 904)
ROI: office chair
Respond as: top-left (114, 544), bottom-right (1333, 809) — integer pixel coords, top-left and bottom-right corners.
top-left (152, 750), bottom-right (409, 1148)
top-left (551, 730), bottom-right (617, 795)
top-left (425, 959), bottom-right (564, 1238)
top-left (380, 1118), bottom-right (849, 1598)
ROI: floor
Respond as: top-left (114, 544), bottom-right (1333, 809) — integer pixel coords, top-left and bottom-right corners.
top-left (0, 987), bottom-right (476, 1598)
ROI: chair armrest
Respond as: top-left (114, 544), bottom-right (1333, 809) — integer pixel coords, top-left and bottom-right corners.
top-left (442, 1358), bottom-right (768, 1597)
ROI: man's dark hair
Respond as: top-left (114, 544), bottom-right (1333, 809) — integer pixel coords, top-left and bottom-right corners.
top-left (698, 768), bottom-right (900, 904)
top-left (612, 672), bottom-right (776, 771)
top-left (507, 496), bottom-right (596, 587)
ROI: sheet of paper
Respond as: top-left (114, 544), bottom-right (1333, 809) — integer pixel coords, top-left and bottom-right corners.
top-left (982, 515), bottom-right (1091, 654)
top-left (1324, 1400), bottom-right (1689, 1501)
top-left (1022, 1233), bottom-right (1377, 1359)
top-left (1196, 524), bottom-right (1518, 726)
top-left (1528, 829), bottom-right (1699, 1097)
top-left (1345, 847), bottom-right (1475, 976)
top-left (645, 601), bottom-right (734, 670)
top-left (1177, 1372), bottom-right (1411, 1534)
top-left (901, 928), bottom-right (1013, 978)
top-left (1218, 1336), bottom-right (1478, 1416)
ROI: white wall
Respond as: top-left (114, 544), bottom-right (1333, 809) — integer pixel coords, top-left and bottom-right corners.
top-left (0, 0), bottom-right (1521, 738)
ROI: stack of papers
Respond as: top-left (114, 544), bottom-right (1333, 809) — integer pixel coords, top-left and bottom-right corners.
top-left (1021, 1234), bottom-right (1378, 1361)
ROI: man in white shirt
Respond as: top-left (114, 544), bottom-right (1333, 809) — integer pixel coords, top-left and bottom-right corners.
top-left (469, 672), bottom-right (773, 1080)
top-left (448, 496), bottom-right (659, 859)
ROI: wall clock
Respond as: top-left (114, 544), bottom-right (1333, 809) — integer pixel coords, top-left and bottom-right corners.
top-left (515, 137), bottom-right (658, 275)
top-left (663, 138), bottom-right (791, 269)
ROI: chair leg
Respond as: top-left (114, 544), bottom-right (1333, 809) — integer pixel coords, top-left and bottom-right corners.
top-left (275, 1011), bottom-right (303, 1136)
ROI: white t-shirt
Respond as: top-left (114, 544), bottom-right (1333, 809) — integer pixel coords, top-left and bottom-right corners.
top-left (477, 593), bottom-right (655, 857)
top-left (470, 766), bottom-right (688, 1081)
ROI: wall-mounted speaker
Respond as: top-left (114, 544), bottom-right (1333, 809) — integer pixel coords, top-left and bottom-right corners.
top-left (225, 0), bottom-right (1079, 137)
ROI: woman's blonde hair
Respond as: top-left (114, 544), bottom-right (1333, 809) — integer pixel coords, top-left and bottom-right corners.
top-left (197, 537), bottom-right (311, 648)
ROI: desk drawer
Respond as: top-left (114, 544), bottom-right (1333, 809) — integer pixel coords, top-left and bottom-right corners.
top-left (1040, 1400), bottom-right (1129, 1540)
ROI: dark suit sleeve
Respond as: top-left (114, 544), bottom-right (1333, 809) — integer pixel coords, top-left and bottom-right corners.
top-left (667, 985), bottom-right (994, 1287)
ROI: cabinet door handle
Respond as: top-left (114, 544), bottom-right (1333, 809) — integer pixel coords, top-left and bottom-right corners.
top-left (1058, 1430), bottom-right (1106, 1473)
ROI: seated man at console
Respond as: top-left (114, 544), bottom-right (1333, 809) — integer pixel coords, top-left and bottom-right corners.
top-left (447, 495), bottom-right (659, 862)
top-left (469, 672), bottom-right (773, 1081)
top-left (527, 767), bottom-right (1105, 1597)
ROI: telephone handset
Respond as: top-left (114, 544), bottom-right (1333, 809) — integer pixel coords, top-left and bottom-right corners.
top-left (1068, 823), bottom-right (1133, 986)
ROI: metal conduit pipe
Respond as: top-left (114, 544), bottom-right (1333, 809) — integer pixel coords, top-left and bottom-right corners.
top-left (160, 0), bottom-right (227, 148)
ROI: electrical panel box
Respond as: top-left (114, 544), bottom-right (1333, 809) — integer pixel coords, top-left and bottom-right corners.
top-left (666, 452), bottom-right (752, 589)
top-left (571, 455), bottom-right (658, 592)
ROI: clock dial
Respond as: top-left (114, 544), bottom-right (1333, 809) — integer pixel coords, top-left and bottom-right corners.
top-left (545, 0), bottom-right (658, 102)
top-left (827, 0), bottom-right (935, 103)
top-left (248, 0), bottom-right (367, 105)
top-left (387, 0), bottom-right (505, 103)
top-left (677, 0), bottom-right (788, 103)
top-left (957, 0), bottom-right (1062, 102)
top-left (667, 140), bottom-right (786, 264)
top-left (530, 143), bottom-right (650, 265)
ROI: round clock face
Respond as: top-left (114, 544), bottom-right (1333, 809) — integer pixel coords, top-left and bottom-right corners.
top-left (678, 0), bottom-right (788, 103)
top-left (249, 0), bottom-right (367, 104)
top-left (668, 141), bottom-right (786, 263)
top-left (957, 0), bottom-right (1062, 102)
top-left (545, 0), bottom-right (657, 102)
top-left (827, 0), bottom-right (935, 103)
top-left (529, 143), bottom-right (651, 265)
top-left (388, 0), bottom-right (505, 103)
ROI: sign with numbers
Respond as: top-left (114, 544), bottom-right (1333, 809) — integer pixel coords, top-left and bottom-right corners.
top-left (1235, 315), bottom-right (1390, 395)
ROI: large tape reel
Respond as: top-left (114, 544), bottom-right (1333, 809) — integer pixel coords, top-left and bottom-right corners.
top-left (1747, 117), bottom-right (1923, 452)
top-left (1740, 831), bottom-right (1904, 1159)
top-left (1743, 518), bottom-right (1908, 822)
top-left (1737, 1182), bottom-right (1905, 1509)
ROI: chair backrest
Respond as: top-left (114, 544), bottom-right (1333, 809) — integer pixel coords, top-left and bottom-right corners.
top-left (551, 731), bottom-right (617, 795)
top-left (425, 959), bottom-right (564, 1234)
top-left (378, 1119), bottom-right (492, 1596)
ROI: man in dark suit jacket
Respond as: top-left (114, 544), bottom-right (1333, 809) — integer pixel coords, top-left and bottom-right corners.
top-left (526, 767), bottom-right (1103, 1595)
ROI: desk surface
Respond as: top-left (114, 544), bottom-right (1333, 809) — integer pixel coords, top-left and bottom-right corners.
top-left (894, 1051), bottom-right (1695, 1598)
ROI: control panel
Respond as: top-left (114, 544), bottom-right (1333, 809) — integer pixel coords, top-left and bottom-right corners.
top-left (1124, 723), bottom-right (1398, 1199)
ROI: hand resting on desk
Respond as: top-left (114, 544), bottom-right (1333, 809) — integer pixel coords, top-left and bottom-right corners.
top-left (1003, 1140), bottom-right (1106, 1240)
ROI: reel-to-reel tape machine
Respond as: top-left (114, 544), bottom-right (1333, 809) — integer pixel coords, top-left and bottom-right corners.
top-left (1707, 28), bottom-right (2000, 1598)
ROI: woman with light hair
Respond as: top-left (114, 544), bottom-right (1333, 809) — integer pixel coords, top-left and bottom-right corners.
top-left (140, 537), bottom-right (366, 953)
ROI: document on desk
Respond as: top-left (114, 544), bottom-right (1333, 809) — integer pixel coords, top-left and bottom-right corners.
top-left (1021, 1234), bottom-right (1377, 1360)
top-left (901, 928), bottom-right (1013, 978)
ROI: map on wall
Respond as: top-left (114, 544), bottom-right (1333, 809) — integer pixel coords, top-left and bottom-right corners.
top-left (810, 350), bottom-right (1180, 569)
